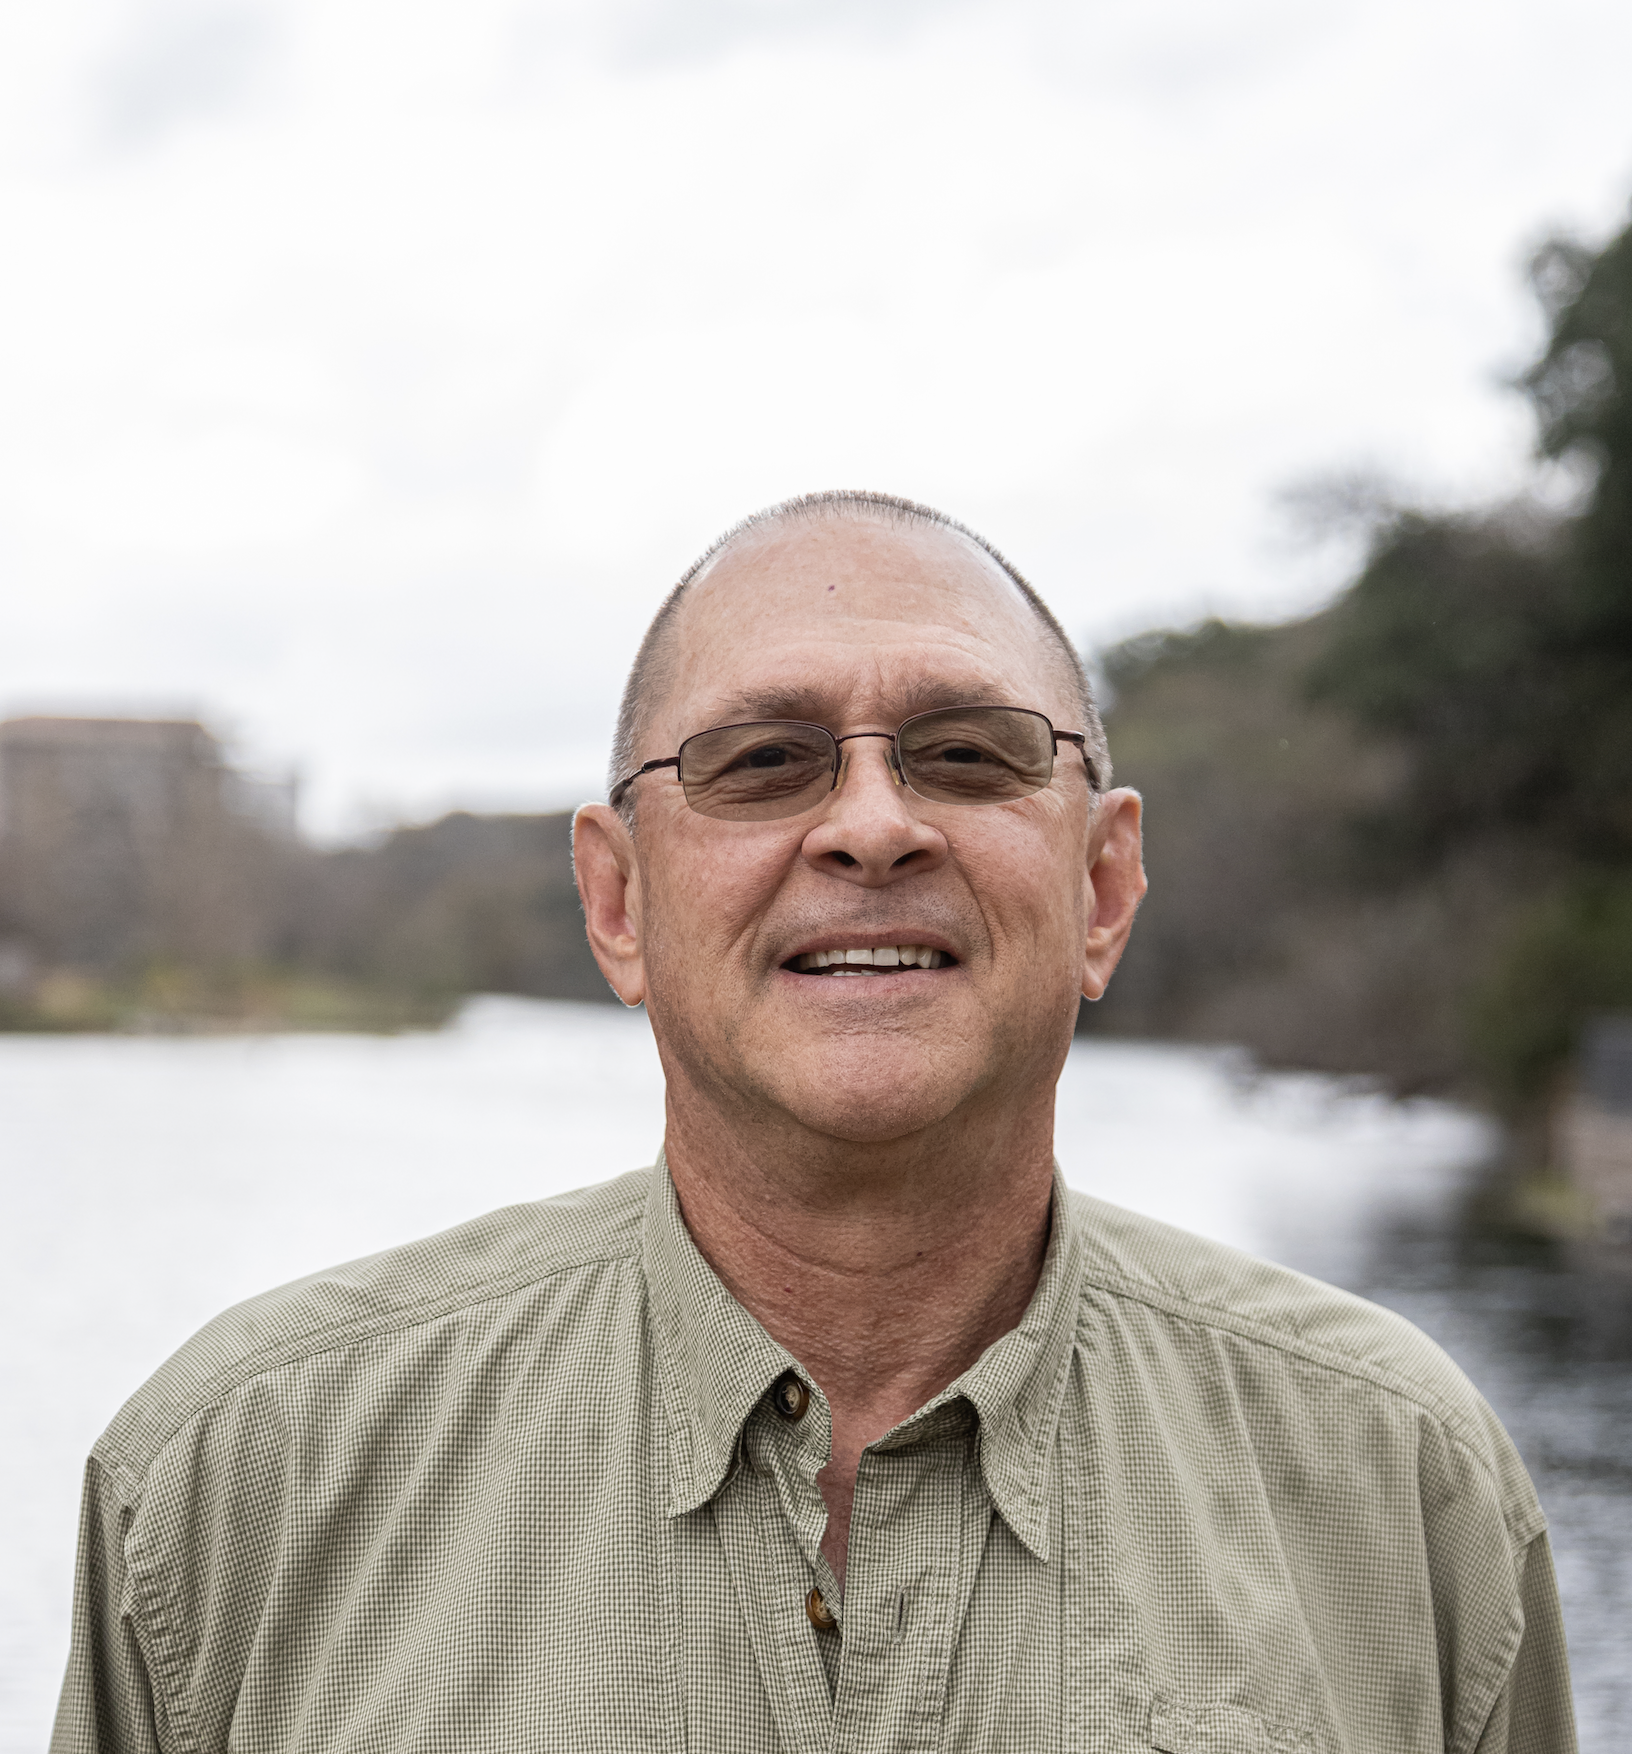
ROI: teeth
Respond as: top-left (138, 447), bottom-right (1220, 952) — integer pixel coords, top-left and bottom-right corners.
top-left (792, 945), bottom-right (947, 972)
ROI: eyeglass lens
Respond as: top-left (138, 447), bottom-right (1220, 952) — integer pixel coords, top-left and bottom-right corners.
top-left (676, 707), bottom-right (1058, 822)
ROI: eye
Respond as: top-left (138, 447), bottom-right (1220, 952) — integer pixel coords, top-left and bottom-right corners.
top-left (743, 745), bottom-right (792, 769)
top-left (919, 738), bottom-right (1005, 767)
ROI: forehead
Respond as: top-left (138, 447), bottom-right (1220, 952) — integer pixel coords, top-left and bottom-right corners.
top-left (659, 515), bottom-right (1071, 735)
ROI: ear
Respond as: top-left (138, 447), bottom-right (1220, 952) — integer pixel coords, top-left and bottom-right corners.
top-left (1080, 788), bottom-right (1146, 1002)
top-left (573, 804), bottom-right (648, 1007)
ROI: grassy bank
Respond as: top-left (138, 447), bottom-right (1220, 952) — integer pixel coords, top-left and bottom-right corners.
top-left (0, 963), bottom-right (459, 1035)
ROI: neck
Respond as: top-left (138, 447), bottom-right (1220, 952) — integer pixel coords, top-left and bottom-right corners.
top-left (662, 1081), bottom-right (1056, 1582)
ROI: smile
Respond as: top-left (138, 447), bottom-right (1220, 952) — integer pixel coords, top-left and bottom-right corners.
top-left (784, 945), bottom-right (955, 975)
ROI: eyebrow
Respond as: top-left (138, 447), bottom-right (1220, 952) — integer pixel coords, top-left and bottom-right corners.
top-left (694, 675), bottom-right (1026, 732)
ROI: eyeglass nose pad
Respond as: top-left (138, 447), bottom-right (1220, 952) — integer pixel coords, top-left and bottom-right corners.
top-left (834, 738), bottom-right (904, 791)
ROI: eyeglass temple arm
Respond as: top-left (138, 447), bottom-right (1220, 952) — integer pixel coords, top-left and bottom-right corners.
top-left (1054, 730), bottom-right (1101, 792)
top-left (609, 756), bottom-right (679, 807)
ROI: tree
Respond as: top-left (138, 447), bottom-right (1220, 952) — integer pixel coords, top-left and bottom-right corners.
top-left (1303, 208), bottom-right (1632, 865)
top-left (1522, 219), bottom-right (1632, 854)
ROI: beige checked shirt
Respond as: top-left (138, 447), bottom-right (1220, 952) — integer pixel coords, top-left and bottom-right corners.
top-left (54, 1161), bottom-right (1574, 1754)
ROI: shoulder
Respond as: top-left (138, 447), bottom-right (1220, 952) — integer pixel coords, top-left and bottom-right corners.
top-left (1062, 1188), bottom-right (1541, 1535)
top-left (96, 1168), bottom-right (654, 1486)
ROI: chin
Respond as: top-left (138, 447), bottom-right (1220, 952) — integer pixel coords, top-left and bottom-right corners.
top-left (795, 1100), bottom-right (961, 1147)
top-left (773, 1056), bottom-right (975, 1145)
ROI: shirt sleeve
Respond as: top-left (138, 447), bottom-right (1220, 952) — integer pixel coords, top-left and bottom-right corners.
top-left (1471, 1531), bottom-right (1578, 1754)
top-left (50, 1455), bottom-right (167, 1754)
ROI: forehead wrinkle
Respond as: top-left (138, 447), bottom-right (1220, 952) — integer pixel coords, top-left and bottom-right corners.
top-left (685, 672), bottom-right (1029, 737)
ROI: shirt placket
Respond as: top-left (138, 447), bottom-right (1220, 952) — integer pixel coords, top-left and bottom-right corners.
top-left (827, 1413), bottom-right (986, 1754)
top-left (710, 1390), bottom-right (838, 1754)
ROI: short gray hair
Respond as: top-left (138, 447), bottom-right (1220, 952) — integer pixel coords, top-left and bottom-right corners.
top-left (608, 490), bottom-right (1109, 822)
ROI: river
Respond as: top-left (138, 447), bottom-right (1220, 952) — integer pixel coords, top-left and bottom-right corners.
top-left (2, 997), bottom-right (1627, 1748)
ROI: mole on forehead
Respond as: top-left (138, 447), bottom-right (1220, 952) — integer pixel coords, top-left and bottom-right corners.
top-left (689, 510), bottom-right (1023, 608)
top-left (678, 573), bottom-right (1034, 680)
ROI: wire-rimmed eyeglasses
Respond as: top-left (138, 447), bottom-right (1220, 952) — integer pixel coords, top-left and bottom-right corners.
top-left (609, 705), bottom-right (1097, 823)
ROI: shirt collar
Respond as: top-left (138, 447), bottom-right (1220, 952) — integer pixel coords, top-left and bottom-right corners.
top-left (641, 1153), bottom-right (1083, 1562)
top-left (642, 1156), bottom-right (810, 1520)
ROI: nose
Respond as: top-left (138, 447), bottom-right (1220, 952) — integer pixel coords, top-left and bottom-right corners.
top-left (799, 735), bottom-right (948, 885)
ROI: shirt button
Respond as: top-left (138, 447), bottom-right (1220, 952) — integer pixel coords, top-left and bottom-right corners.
top-left (771, 1370), bottom-right (810, 1421)
top-left (806, 1587), bottom-right (838, 1632)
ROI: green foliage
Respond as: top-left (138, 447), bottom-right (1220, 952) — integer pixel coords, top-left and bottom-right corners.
top-left (1090, 607), bottom-right (1502, 1096)
top-left (1521, 221), bottom-right (1632, 848)
top-left (1467, 875), bottom-right (1632, 1112)
top-left (1305, 511), bottom-right (1582, 859)
top-left (1526, 224), bottom-right (1632, 617)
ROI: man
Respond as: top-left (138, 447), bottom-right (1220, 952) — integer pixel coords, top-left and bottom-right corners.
top-left (54, 492), bottom-right (1573, 1753)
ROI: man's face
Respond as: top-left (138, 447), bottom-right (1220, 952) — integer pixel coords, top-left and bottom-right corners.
top-left (587, 516), bottom-right (1142, 1147)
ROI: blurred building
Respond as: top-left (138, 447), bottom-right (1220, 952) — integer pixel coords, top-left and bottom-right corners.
top-left (0, 715), bottom-right (611, 1011)
top-left (1556, 1015), bottom-right (1632, 1242)
top-left (0, 716), bottom-right (300, 971)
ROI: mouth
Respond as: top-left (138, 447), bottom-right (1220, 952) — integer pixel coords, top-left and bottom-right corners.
top-left (781, 943), bottom-right (958, 977)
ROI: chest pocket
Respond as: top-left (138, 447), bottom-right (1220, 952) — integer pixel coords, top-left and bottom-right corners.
top-left (1149, 1694), bottom-right (1316, 1754)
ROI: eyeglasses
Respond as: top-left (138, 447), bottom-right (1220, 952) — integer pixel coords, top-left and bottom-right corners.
top-left (610, 705), bottom-right (1095, 822)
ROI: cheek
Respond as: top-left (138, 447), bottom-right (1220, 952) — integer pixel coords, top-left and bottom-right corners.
top-left (639, 829), bottom-right (791, 967)
top-left (957, 821), bottom-right (1088, 959)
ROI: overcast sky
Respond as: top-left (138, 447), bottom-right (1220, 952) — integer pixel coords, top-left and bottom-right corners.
top-left (2, 0), bottom-right (1629, 834)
